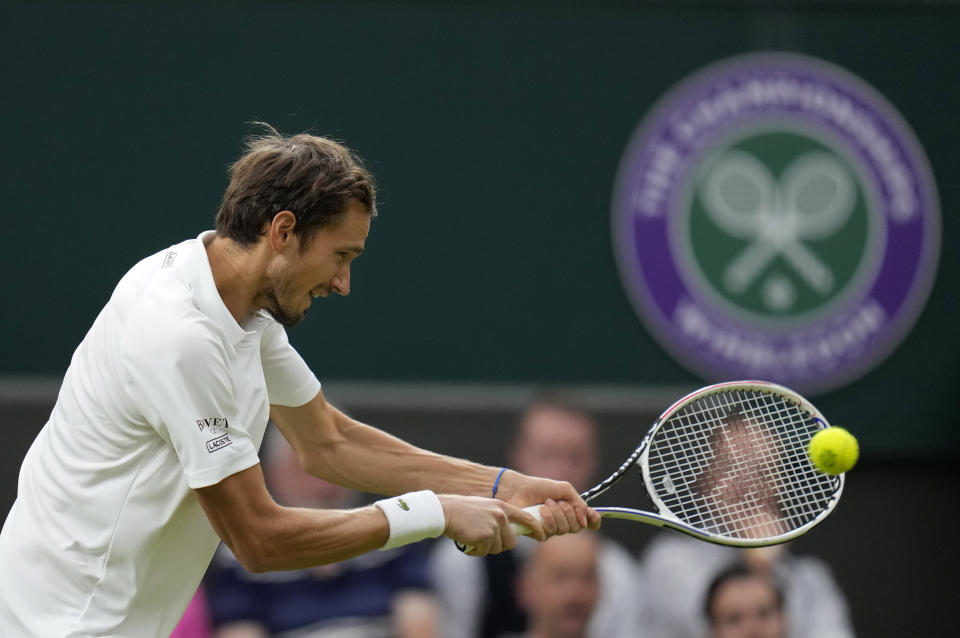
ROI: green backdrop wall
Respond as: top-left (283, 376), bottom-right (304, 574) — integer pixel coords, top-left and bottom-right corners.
top-left (2, 1), bottom-right (958, 453)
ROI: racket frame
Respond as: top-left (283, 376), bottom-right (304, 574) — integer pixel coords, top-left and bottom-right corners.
top-left (583, 380), bottom-right (844, 547)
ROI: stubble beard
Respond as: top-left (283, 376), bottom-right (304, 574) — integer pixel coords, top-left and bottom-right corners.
top-left (262, 268), bottom-right (307, 328)
top-left (265, 291), bottom-right (305, 327)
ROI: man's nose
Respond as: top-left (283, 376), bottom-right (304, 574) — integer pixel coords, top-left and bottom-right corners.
top-left (332, 267), bottom-right (351, 296)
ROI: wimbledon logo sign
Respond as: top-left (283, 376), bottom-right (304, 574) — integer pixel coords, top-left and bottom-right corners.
top-left (612, 53), bottom-right (940, 393)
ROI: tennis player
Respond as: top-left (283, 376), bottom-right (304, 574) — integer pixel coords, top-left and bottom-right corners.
top-left (0, 126), bottom-right (600, 637)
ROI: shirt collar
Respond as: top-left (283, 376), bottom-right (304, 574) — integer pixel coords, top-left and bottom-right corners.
top-left (179, 231), bottom-right (258, 347)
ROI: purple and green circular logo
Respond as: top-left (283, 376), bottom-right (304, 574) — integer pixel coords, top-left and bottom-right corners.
top-left (612, 53), bottom-right (940, 394)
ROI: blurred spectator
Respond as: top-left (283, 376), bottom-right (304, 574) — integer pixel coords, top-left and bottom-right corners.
top-left (639, 533), bottom-right (854, 638)
top-left (705, 563), bottom-right (785, 638)
top-left (430, 398), bottom-right (642, 638)
top-left (506, 532), bottom-right (601, 638)
top-left (691, 410), bottom-right (784, 540)
top-left (204, 427), bottom-right (438, 638)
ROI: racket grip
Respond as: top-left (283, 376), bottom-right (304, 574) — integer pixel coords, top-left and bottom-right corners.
top-left (508, 504), bottom-right (544, 535)
top-left (459, 504), bottom-right (544, 554)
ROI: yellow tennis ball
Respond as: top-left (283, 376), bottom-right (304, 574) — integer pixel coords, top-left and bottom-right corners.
top-left (808, 427), bottom-right (859, 474)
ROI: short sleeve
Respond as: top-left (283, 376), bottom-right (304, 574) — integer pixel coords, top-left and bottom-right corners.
top-left (122, 310), bottom-right (261, 489)
top-left (260, 321), bottom-right (321, 407)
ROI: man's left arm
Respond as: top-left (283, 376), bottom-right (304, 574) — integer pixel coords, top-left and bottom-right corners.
top-left (270, 390), bottom-right (600, 534)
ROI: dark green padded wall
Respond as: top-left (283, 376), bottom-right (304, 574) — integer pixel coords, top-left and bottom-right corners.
top-left (2, 1), bottom-right (957, 452)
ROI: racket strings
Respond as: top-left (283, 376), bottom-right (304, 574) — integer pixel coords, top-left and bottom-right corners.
top-left (647, 389), bottom-right (838, 542)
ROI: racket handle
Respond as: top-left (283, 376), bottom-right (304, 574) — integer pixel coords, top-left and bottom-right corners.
top-left (509, 504), bottom-right (544, 536)
top-left (459, 504), bottom-right (544, 554)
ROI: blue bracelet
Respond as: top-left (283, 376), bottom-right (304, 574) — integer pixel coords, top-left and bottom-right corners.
top-left (492, 467), bottom-right (508, 498)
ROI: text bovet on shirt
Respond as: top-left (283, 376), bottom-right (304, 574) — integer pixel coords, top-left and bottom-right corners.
top-left (0, 232), bottom-right (321, 638)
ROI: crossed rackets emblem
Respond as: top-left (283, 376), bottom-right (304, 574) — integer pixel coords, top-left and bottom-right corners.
top-left (698, 150), bottom-right (855, 308)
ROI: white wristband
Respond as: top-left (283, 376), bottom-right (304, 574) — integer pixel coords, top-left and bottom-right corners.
top-left (374, 490), bottom-right (446, 550)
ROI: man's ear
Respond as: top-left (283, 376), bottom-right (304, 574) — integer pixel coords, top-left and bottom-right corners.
top-left (268, 211), bottom-right (298, 252)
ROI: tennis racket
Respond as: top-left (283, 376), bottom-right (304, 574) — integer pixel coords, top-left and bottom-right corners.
top-left (473, 380), bottom-right (845, 550)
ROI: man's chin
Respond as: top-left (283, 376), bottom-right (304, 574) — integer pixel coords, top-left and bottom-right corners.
top-left (266, 306), bottom-right (307, 328)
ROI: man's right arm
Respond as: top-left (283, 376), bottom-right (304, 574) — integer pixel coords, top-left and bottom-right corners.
top-left (194, 464), bottom-right (387, 572)
top-left (194, 464), bottom-right (539, 573)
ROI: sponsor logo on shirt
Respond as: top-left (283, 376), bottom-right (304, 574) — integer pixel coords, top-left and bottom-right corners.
top-left (206, 434), bottom-right (233, 453)
top-left (197, 418), bottom-right (233, 452)
top-left (397, 498), bottom-right (410, 511)
top-left (161, 251), bottom-right (177, 269)
top-left (196, 417), bottom-right (230, 431)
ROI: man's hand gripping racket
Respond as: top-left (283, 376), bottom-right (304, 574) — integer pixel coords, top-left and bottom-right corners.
top-left (466, 380), bottom-right (845, 551)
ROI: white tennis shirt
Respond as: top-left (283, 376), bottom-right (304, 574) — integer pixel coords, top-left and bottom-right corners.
top-left (0, 232), bottom-right (321, 637)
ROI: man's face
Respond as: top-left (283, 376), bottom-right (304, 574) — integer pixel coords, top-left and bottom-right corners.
top-left (261, 200), bottom-right (370, 327)
top-left (512, 406), bottom-right (597, 492)
top-left (519, 534), bottom-right (600, 638)
top-left (711, 577), bottom-right (786, 638)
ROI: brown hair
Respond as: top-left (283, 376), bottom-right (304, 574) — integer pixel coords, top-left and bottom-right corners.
top-left (704, 563), bottom-right (784, 623)
top-left (215, 123), bottom-right (376, 249)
